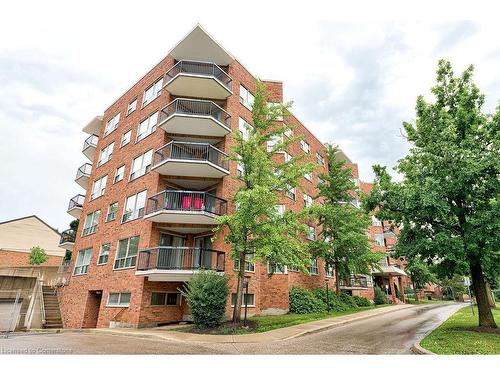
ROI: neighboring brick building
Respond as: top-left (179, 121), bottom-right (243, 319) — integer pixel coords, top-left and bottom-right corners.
top-left (58, 25), bottom-right (403, 329)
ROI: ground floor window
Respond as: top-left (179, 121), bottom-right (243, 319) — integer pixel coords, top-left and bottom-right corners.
top-left (150, 292), bottom-right (180, 306)
top-left (107, 292), bottom-right (131, 307)
top-left (231, 293), bottom-right (255, 307)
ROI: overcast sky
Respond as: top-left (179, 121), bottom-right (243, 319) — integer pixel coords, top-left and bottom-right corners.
top-left (1, 1), bottom-right (499, 230)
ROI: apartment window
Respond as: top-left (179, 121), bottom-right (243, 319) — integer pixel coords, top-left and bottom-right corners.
top-left (98, 243), bottom-right (110, 265)
top-left (90, 175), bottom-right (107, 200)
top-left (303, 194), bottom-right (313, 208)
top-left (318, 176), bottom-right (325, 185)
top-left (304, 172), bottom-right (313, 182)
top-left (122, 190), bottom-right (147, 223)
top-left (284, 152), bottom-right (292, 163)
top-left (285, 185), bottom-right (296, 200)
top-left (82, 210), bottom-right (100, 236)
top-left (136, 112), bottom-right (158, 142)
top-left (267, 102), bottom-right (283, 121)
top-left (127, 99), bottom-right (137, 115)
top-left (351, 199), bottom-right (360, 208)
top-left (326, 265), bottom-right (333, 277)
top-left (114, 235), bottom-right (139, 269)
top-left (375, 234), bottom-right (385, 246)
top-left (309, 258), bottom-right (319, 275)
top-left (107, 292), bottom-right (131, 307)
top-left (316, 152), bottom-right (325, 166)
top-left (114, 165), bottom-right (125, 183)
top-left (237, 159), bottom-right (245, 178)
top-left (238, 117), bottom-right (252, 141)
top-left (267, 134), bottom-right (282, 152)
top-left (289, 265), bottom-right (300, 272)
top-left (234, 254), bottom-right (255, 272)
top-left (130, 149), bottom-right (153, 180)
top-left (98, 142), bottom-right (114, 166)
top-left (143, 78), bottom-right (163, 106)
top-left (121, 130), bottom-right (131, 147)
top-left (106, 202), bottom-right (118, 222)
top-left (231, 293), bottom-right (255, 307)
top-left (104, 113), bottom-right (120, 136)
top-left (300, 140), bottom-right (310, 153)
top-left (74, 248), bottom-right (92, 275)
top-left (275, 204), bottom-right (285, 217)
top-left (151, 292), bottom-right (181, 306)
top-left (284, 127), bottom-right (293, 138)
top-left (239, 85), bottom-right (254, 110)
top-left (372, 216), bottom-right (382, 226)
top-left (268, 262), bottom-right (287, 275)
top-left (307, 225), bottom-right (316, 240)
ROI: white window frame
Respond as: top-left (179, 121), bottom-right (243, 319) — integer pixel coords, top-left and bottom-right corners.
top-left (90, 175), bottom-right (107, 200)
top-left (300, 140), bottom-right (310, 154)
top-left (239, 85), bottom-right (254, 110)
top-left (107, 292), bottom-right (131, 307)
top-left (233, 253), bottom-right (255, 273)
top-left (231, 293), bottom-right (255, 307)
top-left (142, 78), bottom-right (163, 106)
top-left (238, 117), bottom-right (252, 141)
top-left (304, 171), bottom-right (313, 182)
top-left (285, 185), bottom-right (296, 200)
top-left (97, 243), bottom-right (110, 265)
top-left (275, 204), bottom-right (285, 217)
top-left (121, 130), bottom-right (131, 147)
top-left (114, 236), bottom-right (139, 270)
top-left (316, 152), bottom-right (325, 166)
top-left (127, 98), bottom-right (137, 116)
top-left (74, 248), bottom-right (92, 275)
top-left (114, 165), bottom-right (125, 183)
top-left (136, 112), bottom-right (158, 142)
top-left (267, 262), bottom-right (287, 275)
top-left (130, 150), bottom-right (153, 181)
top-left (284, 127), bottom-right (293, 138)
top-left (122, 190), bottom-right (147, 223)
top-left (309, 258), bottom-right (319, 275)
top-left (375, 233), bottom-right (385, 246)
top-left (307, 225), bottom-right (316, 241)
top-left (104, 113), bottom-right (120, 136)
top-left (303, 194), bottom-right (313, 208)
top-left (267, 134), bottom-right (283, 152)
top-left (150, 291), bottom-right (181, 306)
top-left (82, 210), bottom-right (100, 236)
top-left (372, 216), bottom-right (382, 226)
top-left (106, 202), bottom-right (118, 222)
top-left (98, 142), bottom-right (114, 167)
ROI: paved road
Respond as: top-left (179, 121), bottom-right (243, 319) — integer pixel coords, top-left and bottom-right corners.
top-left (0, 303), bottom-right (463, 354)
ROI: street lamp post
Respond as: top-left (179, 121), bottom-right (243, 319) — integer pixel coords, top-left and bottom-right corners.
top-left (325, 278), bottom-right (330, 313)
top-left (243, 275), bottom-right (251, 328)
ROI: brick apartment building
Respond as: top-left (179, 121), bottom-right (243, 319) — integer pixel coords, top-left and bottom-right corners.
top-left (58, 25), bottom-right (403, 329)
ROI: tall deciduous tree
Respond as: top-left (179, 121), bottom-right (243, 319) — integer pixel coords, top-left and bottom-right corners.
top-left (405, 257), bottom-right (435, 301)
top-left (365, 60), bottom-right (499, 327)
top-left (309, 145), bottom-right (381, 295)
top-left (215, 80), bottom-right (314, 322)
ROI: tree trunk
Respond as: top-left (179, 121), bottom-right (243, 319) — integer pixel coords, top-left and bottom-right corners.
top-left (469, 260), bottom-right (497, 328)
top-left (334, 261), bottom-right (340, 295)
top-left (232, 252), bottom-right (246, 323)
top-left (413, 281), bottom-right (419, 301)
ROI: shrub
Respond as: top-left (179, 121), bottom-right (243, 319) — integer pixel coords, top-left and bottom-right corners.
top-left (181, 271), bottom-right (228, 329)
top-left (29, 246), bottom-right (47, 265)
top-left (338, 292), bottom-right (358, 309)
top-left (289, 287), bottom-right (324, 314)
top-left (374, 286), bottom-right (386, 305)
top-left (313, 288), bottom-right (349, 312)
top-left (352, 295), bottom-right (371, 307)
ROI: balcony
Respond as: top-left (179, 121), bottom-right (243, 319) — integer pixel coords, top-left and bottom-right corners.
top-left (75, 163), bottom-right (92, 189)
top-left (164, 60), bottom-right (232, 99)
top-left (82, 134), bottom-right (98, 161)
top-left (82, 116), bottom-right (103, 135)
top-left (59, 229), bottom-right (76, 251)
top-left (144, 190), bottom-right (227, 231)
top-left (339, 276), bottom-right (371, 289)
top-left (152, 141), bottom-right (229, 181)
top-left (136, 247), bottom-right (225, 282)
top-left (158, 98), bottom-right (231, 139)
top-left (67, 194), bottom-right (84, 218)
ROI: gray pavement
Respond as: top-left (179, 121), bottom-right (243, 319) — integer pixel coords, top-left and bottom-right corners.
top-left (0, 303), bottom-right (464, 354)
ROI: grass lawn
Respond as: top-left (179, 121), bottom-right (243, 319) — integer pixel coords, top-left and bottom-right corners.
top-left (175, 305), bottom-right (384, 335)
top-left (420, 304), bottom-right (500, 354)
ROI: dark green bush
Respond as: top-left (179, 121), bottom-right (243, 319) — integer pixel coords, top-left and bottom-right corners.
top-left (352, 295), bottom-right (371, 307)
top-left (289, 286), bottom-right (324, 313)
top-left (312, 288), bottom-right (350, 312)
top-left (181, 271), bottom-right (228, 329)
top-left (374, 286), bottom-right (386, 305)
top-left (338, 292), bottom-right (358, 309)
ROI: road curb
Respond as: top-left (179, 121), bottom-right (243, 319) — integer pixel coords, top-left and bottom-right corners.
top-left (411, 340), bottom-right (435, 355)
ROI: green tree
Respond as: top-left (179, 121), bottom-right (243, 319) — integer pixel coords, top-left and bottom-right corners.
top-left (215, 80), bottom-right (314, 322)
top-left (365, 60), bottom-right (499, 327)
top-left (437, 274), bottom-right (467, 300)
top-left (29, 246), bottom-right (47, 265)
top-left (405, 257), bottom-right (435, 301)
top-left (309, 145), bottom-right (382, 294)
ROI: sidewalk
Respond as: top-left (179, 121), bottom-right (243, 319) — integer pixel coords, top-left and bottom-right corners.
top-left (92, 304), bottom-right (416, 344)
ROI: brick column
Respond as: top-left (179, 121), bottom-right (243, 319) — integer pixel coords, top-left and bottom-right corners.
top-left (388, 275), bottom-right (397, 304)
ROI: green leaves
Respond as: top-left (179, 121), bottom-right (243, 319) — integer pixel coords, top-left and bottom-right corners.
top-left (28, 246), bottom-right (47, 265)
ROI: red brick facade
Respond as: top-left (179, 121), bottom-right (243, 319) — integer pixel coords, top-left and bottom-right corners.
top-left (0, 250), bottom-right (62, 268)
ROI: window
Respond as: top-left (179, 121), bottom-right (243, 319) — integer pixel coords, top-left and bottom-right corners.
top-left (136, 112), bottom-right (158, 142)
top-left (237, 159), bottom-right (245, 178)
top-left (82, 210), bottom-right (100, 236)
top-left (98, 243), bottom-right (110, 265)
top-left (234, 254), bottom-right (255, 272)
top-left (309, 258), bottom-right (319, 275)
top-left (114, 165), bottom-right (125, 183)
top-left (151, 292), bottom-right (180, 306)
top-left (285, 185), bottom-right (295, 200)
top-left (372, 216), bottom-right (382, 226)
top-left (267, 102), bottom-right (283, 121)
top-left (143, 78), bottom-right (163, 106)
top-left (130, 150), bottom-right (153, 180)
top-left (375, 234), bottom-right (385, 246)
top-left (90, 175), bottom-right (107, 200)
top-left (114, 236), bottom-right (139, 269)
top-left (284, 152), bottom-right (292, 163)
top-left (231, 293), bottom-right (255, 307)
top-left (104, 113), bottom-right (120, 136)
top-left (121, 130), bottom-right (131, 147)
top-left (238, 117), bottom-right (252, 141)
top-left (307, 225), bottom-right (316, 240)
top-left (318, 176), bottom-right (325, 185)
top-left (300, 140), bottom-right (310, 153)
top-left (316, 152), bottom-right (325, 166)
top-left (275, 204), bottom-right (285, 217)
top-left (326, 265), bottom-right (333, 277)
top-left (267, 134), bottom-right (282, 152)
top-left (127, 99), bottom-right (137, 115)
top-left (351, 199), bottom-right (360, 208)
top-left (74, 248), bottom-right (92, 275)
top-left (239, 85), bottom-right (254, 109)
top-left (107, 292), bottom-right (131, 307)
top-left (106, 202), bottom-right (118, 222)
top-left (303, 194), bottom-right (313, 208)
top-left (284, 127), bottom-right (293, 138)
top-left (304, 172), bottom-right (313, 182)
top-left (268, 262), bottom-right (287, 275)
top-left (122, 190), bottom-right (147, 222)
top-left (98, 142), bottom-right (114, 166)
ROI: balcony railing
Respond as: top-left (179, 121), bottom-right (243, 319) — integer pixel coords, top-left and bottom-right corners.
top-left (158, 98), bottom-right (231, 128)
top-left (59, 229), bottom-right (76, 244)
top-left (137, 247), bottom-right (225, 272)
top-left (68, 194), bottom-right (85, 211)
top-left (153, 141), bottom-right (229, 170)
top-left (146, 190), bottom-right (227, 216)
top-left (75, 163), bottom-right (92, 180)
top-left (339, 277), bottom-right (369, 288)
top-left (83, 134), bottom-right (98, 151)
top-left (165, 60), bottom-right (232, 92)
